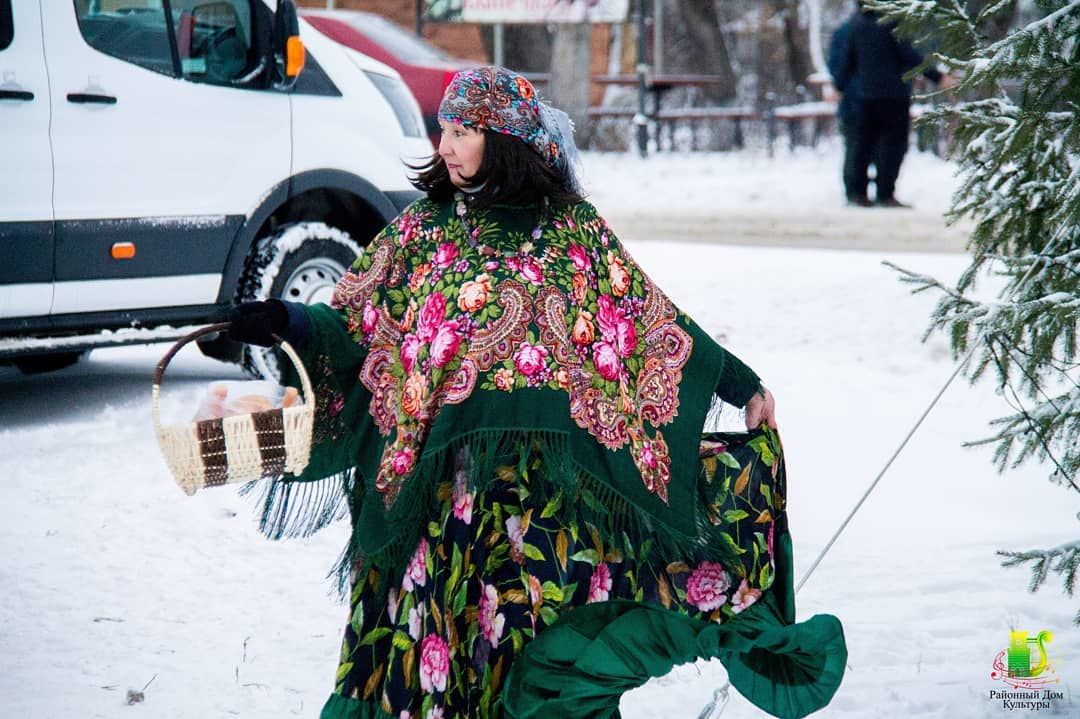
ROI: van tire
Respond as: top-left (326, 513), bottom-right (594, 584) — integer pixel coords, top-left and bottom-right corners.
top-left (237, 222), bottom-right (362, 381)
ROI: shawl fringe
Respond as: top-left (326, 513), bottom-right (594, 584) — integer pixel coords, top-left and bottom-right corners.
top-left (247, 426), bottom-right (747, 602)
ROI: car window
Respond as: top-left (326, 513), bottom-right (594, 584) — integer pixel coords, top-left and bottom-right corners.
top-left (73, 0), bottom-right (175, 76)
top-left (0, 0), bottom-right (13, 52)
top-left (345, 13), bottom-right (450, 64)
top-left (170, 0), bottom-right (257, 86)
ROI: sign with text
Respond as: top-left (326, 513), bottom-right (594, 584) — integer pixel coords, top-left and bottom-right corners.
top-left (427, 0), bottom-right (629, 24)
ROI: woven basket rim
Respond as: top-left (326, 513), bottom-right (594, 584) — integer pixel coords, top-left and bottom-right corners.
top-left (151, 323), bottom-right (316, 490)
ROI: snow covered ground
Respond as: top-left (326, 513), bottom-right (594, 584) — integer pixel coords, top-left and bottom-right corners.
top-left (2, 146), bottom-right (1077, 718)
top-left (586, 143), bottom-right (973, 254)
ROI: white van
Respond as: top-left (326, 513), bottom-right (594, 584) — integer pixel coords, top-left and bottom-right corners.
top-left (0, 0), bottom-right (431, 376)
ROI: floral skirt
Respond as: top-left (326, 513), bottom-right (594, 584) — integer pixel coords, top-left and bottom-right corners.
top-left (322, 431), bottom-right (785, 719)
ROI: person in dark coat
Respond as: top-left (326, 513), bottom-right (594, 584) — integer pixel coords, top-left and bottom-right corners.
top-left (827, 12), bottom-right (871, 206)
top-left (832, 4), bottom-right (949, 207)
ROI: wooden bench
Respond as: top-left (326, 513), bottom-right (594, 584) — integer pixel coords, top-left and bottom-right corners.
top-left (586, 105), bottom-right (758, 151)
top-left (585, 106), bottom-right (642, 149)
top-left (768, 101), bottom-right (838, 152)
top-left (586, 106), bottom-right (640, 120)
top-left (585, 100), bottom-right (841, 153)
top-left (654, 106), bottom-right (759, 150)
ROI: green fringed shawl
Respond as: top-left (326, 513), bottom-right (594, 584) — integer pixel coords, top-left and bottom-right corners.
top-left (258, 197), bottom-right (762, 594)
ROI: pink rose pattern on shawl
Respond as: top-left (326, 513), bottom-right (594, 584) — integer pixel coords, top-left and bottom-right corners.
top-left (451, 447), bottom-right (474, 525)
top-left (451, 476), bottom-right (473, 525)
top-left (731, 579), bottom-right (762, 614)
top-left (419, 633), bottom-right (449, 693)
top-left (407, 606), bottom-right (422, 640)
top-left (402, 537), bottom-right (428, 591)
top-left (400, 334), bottom-right (422, 374)
top-left (478, 583), bottom-right (506, 648)
top-left (505, 514), bottom-right (525, 565)
top-left (331, 199), bottom-right (692, 507)
top-left (685, 561), bottom-right (731, 612)
top-left (587, 562), bottom-right (612, 603)
top-left (512, 341), bottom-right (548, 377)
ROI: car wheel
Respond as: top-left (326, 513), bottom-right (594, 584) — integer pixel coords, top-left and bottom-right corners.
top-left (14, 351), bottom-right (86, 375)
top-left (236, 222), bottom-right (362, 381)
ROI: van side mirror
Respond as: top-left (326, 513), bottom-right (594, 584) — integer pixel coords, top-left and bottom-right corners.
top-left (272, 0), bottom-right (305, 90)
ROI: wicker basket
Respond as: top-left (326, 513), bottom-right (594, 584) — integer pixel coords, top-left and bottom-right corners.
top-left (152, 323), bottom-right (315, 496)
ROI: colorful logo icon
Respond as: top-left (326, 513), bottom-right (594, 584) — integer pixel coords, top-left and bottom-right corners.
top-left (991, 630), bottom-right (1061, 690)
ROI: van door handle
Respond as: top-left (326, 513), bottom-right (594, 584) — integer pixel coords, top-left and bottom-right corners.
top-left (67, 92), bottom-right (117, 104)
top-left (0, 89), bottom-right (34, 101)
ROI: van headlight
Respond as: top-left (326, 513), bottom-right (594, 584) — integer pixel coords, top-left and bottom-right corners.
top-left (365, 72), bottom-right (424, 139)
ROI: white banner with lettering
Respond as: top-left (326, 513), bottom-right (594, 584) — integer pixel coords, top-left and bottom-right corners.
top-left (426, 0), bottom-right (630, 23)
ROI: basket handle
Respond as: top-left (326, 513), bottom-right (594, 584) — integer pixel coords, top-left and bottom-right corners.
top-left (151, 323), bottom-right (316, 435)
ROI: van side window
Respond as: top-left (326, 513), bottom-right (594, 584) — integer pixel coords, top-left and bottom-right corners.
top-left (0, 0), bottom-right (13, 52)
top-left (73, 0), bottom-right (175, 76)
top-left (171, 0), bottom-right (257, 87)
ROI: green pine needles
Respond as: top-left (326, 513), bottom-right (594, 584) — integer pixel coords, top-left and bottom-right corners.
top-left (868, 0), bottom-right (1080, 620)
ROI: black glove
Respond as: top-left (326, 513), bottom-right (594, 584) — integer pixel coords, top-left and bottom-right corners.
top-left (226, 300), bottom-right (288, 347)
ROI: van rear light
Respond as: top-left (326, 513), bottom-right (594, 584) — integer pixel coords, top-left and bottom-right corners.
top-left (111, 242), bottom-right (136, 260)
top-left (286, 37), bottom-right (305, 78)
top-left (442, 70), bottom-right (456, 90)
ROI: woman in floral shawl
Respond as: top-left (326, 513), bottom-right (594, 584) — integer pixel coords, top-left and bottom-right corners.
top-left (227, 67), bottom-right (846, 719)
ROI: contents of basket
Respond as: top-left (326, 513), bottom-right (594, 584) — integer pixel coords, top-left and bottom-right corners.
top-left (152, 324), bottom-right (315, 497)
top-left (193, 380), bottom-right (304, 421)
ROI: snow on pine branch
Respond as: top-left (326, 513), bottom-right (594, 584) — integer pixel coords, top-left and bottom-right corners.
top-left (878, 0), bottom-right (1080, 620)
top-left (999, 540), bottom-right (1080, 611)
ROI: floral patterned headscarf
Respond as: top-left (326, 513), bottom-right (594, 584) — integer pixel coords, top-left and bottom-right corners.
top-left (438, 66), bottom-right (581, 189)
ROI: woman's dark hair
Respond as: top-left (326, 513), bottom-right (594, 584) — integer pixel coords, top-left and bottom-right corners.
top-left (409, 129), bottom-right (584, 209)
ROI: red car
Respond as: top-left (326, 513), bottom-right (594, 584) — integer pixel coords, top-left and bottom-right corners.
top-left (302, 10), bottom-right (469, 147)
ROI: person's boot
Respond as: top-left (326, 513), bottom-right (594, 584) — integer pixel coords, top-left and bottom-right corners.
top-left (876, 196), bottom-right (912, 208)
top-left (847, 195), bottom-right (874, 207)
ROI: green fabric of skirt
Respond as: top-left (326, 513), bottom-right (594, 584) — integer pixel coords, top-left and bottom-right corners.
top-left (319, 429), bottom-right (845, 719)
top-left (501, 533), bottom-right (846, 719)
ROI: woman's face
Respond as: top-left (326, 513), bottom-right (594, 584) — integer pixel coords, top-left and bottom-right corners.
top-left (438, 120), bottom-right (485, 188)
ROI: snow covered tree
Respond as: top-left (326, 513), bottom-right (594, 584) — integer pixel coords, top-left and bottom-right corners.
top-left (867, 0), bottom-right (1080, 619)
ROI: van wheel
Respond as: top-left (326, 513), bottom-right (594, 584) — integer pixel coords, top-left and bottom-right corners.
top-left (237, 222), bottom-right (362, 381)
top-left (14, 351), bottom-right (86, 375)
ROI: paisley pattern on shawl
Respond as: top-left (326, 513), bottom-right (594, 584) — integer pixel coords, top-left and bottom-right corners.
top-left (330, 197), bottom-right (693, 509)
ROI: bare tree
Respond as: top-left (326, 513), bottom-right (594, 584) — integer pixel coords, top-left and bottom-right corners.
top-left (668, 0), bottom-right (737, 102)
top-left (773, 0), bottom-right (813, 93)
top-left (550, 22), bottom-right (593, 133)
top-left (480, 25), bottom-right (553, 73)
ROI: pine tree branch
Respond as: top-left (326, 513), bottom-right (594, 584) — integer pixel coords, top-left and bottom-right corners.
top-left (883, 0), bottom-right (1080, 621)
top-left (880, 261), bottom-right (976, 303)
top-left (998, 540), bottom-right (1080, 573)
top-left (986, 0), bottom-right (1080, 53)
top-left (997, 540), bottom-right (1080, 622)
top-left (1002, 341), bottom-right (1080, 379)
top-left (980, 338), bottom-right (1080, 492)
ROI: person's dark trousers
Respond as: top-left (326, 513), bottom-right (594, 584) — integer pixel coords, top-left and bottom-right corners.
top-left (852, 97), bottom-right (910, 202)
top-left (839, 115), bottom-right (859, 201)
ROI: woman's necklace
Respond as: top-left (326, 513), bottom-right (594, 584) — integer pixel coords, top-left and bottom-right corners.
top-left (454, 191), bottom-right (548, 258)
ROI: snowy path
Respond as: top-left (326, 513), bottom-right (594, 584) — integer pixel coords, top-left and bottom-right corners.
top-left (588, 146), bottom-right (972, 254)
top-left (606, 209), bottom-right (971, 254)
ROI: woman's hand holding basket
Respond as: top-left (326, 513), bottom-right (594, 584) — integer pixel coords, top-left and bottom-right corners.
top-left (225, 300), bottom-right (289, 347)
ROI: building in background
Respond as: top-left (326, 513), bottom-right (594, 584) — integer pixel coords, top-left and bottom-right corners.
top-left (297, 0), bottom-right (617, 105)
